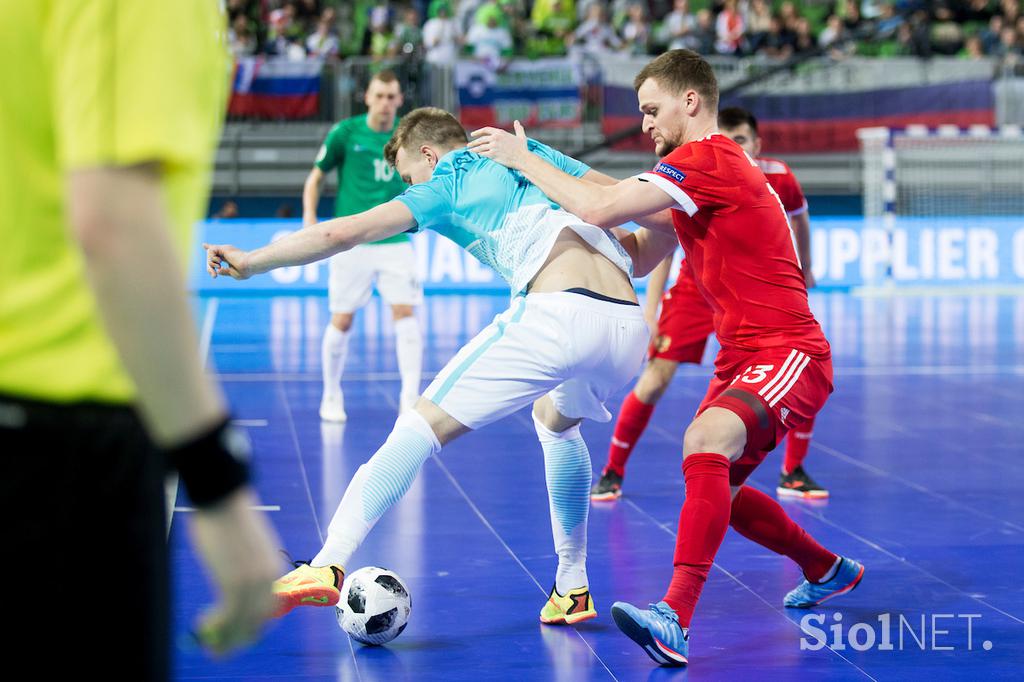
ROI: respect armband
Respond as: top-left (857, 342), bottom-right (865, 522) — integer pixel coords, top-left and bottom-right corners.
top-left (166, 418), bottom-right (251, 508)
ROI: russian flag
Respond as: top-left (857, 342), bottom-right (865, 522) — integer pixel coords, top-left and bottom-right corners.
top-left (228, 57), bottom-right (322, 119)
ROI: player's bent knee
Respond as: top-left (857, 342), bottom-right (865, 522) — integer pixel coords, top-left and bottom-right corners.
top-left (532, 395), bottom-right (581, 434)
top-left (412, 397), bottom-right (469, 446)
top-left (683, 407), bottom-right (748, 459)
top-left (332, 313), bottom-right (354, 332)
top-left (391, 305), bottom-right (415, 320)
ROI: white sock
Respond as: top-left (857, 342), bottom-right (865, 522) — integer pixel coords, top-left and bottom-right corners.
top-left (314, 410), bottom-right (441, 567)
top-left (535, 414), bottom-right (590, 594)
top-left (393, 316), bottom-right (423, 400)
top-left (321, 323), bottom-right (350, 397)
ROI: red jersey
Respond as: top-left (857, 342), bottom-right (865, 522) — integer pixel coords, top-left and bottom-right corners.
top-left (638, 134), bottom-right (829, 359)
top-left (756, 156), bottom-right (808, 217)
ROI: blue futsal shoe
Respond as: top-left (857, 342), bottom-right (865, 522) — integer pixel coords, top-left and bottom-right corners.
top-left (611, 600), bottom-right (689, 667)
top-left (784, 557), bottom-right (865, 608)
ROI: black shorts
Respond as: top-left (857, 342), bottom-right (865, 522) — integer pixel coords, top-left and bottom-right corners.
top-left (0, 394), bottom-right (169, 681)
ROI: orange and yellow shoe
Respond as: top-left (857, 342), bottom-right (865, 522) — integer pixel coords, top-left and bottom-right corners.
top-left (272, 562), bottom-right (345, 618)
top-left (540, 584), bottom-right (597, 625)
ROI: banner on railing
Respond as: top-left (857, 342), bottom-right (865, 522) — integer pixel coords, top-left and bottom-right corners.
top-left (229, 58), bottom-right (322, 119)
top-left (191, 217), bottom-right (1024, 294)
top-left (456, 58), bottom-right (581, 130)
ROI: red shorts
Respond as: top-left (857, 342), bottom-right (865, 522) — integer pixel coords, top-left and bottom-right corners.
top-left (649, 267), bottom-right (715, 364)
top-left (697, 346), bottom-right (834, 486)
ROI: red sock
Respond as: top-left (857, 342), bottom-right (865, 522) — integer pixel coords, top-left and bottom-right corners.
top-left (730, 486), bottom-right (837, 581)
top-left (783, 417), bottom-right (815, 474)
top-left (604, 392), bottom-right (655, 477)
top-left (662, 453), bottom-right (731, 627)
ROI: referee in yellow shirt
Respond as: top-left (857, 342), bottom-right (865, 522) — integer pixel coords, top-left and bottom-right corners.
top-left (0, 2), bottom-right (281, 677)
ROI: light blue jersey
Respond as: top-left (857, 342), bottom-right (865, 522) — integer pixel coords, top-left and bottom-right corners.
top-left (395, 139), bottom-right (633, 295)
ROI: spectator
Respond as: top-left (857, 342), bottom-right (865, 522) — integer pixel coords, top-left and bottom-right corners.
top-left (961, 33), bottom-right (987, 58)
top-left (778, 0), bottom-right (800, 31)
top-left (423, 1), bottom-right (462, 66)
top-left (715, 0), bottom-right (745, 54)
top-left (997, 24), bottom-right (1023, 64)
top-left (229, 14), bottom-right (259, 57)
top-left (1001, 0), bottom-right (1021, 25)
top-left (571, 2), bottom-right (624, 55)
top-left (956, 0), bottom-right (995, 24)
top-left (369, 20), bottom-right (397, 60)
top-left (692, 8), bottom-right (718, 54)
top-left (531, 0), bottom-right (576, 56)
top-left (841, 0), bottom-right (863, 32)
top-left (268, 1), bottom-right (306, 57)
top-left (745, 0), bottom-right (774, 53)
top-left (213, 200), bottom-right (240, 219)
top-left (466, 4), bottom-right (514, 67)
top-left (306, 8), bottom-right (341, 58)
top-left (793, 16), bottom-right (816, 54)
top-left (459, 0), bottom-right (488, 35)
top-left (761, 13), bottom-right (796, 59)
top-left (982, 14), bottom-right (1005, 53)
top-left (876, 2), bottom-right (904, 38)
top-left (394, 5), bottom-right (425, 57)
top-left (819, 14), bottom-right (854, 57)
top-left (621, 2), bottom-right (652, 54)
top-left (662, 0), bottom-right (699, 51)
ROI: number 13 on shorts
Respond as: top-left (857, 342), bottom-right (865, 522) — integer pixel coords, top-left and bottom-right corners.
top-left (732, 364), bottom-right (775, 385)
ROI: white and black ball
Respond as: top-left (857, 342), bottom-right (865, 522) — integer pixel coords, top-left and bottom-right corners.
top-left (336, 567), bottom-right (412, 645)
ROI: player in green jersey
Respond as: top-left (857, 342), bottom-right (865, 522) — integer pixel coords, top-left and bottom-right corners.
top-left (302, 71), bottom-right (424, 421)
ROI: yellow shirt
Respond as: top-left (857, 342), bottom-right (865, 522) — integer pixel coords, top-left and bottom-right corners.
top-left (0, 1), bottom-right (227, 402)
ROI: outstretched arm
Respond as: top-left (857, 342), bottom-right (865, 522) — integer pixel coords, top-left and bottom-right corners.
top-left (469, 122), bottom-right (676, 229)
top-left (206, 200), bottom-right (416, 279)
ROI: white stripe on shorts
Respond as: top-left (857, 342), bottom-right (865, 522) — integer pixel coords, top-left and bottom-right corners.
top-left (757, 349), bottom-right (799, 399)
top-left (765, 352), bottom-right (811, 407)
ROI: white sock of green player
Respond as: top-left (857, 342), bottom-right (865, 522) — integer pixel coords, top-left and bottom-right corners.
top-left (313, 410), bottom-right (441, 567)
top-left (321, 323), bottom-right (350, 397)
top-left (393, 316), bottom-right (422, 407)
top-left (535, 414), bottom-right (591, 594)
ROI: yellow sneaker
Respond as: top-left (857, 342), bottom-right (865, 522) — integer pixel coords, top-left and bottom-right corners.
top-left (539, 584), bottom-right (597, 625)
top-left (272, 562), bottom-right (345, 618)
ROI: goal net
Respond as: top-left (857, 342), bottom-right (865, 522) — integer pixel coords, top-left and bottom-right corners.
top-left (858, 125), bottom-right (1024, 219)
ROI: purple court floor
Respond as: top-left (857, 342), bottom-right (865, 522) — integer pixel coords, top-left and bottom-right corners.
top-left (171, 291), bottom-right (1023, 681)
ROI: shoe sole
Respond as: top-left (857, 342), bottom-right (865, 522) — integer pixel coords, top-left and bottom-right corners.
top-left (776, 486), bottom-right (829, 499)
top-left (272, 586), bottom-right (340, 618)
top-left (319, 412), bottom-right (348, 423)
top-left (787, 563), bottom-right (865, 609)
top-left (590, 490), bottom-right (622, 502)
top-left (540, 610), bottom-right (598, 625)
top-left (611, 605), bottom-right (687, 667)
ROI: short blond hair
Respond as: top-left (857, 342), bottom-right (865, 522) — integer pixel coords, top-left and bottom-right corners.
top-left (633, 49), bottom-right (719, 111)
top-left (384, 107), bottom-right (468, 167)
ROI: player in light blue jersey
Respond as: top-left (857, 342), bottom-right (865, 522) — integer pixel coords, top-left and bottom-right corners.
top-left (205, 107), bottom-right (678, 625)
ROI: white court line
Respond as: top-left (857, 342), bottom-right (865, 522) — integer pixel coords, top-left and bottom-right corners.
top-left (167, 298), bottom-right (220, 537)
top-left (174, 505), bottom-right (281, 513)
top-left (231, 419), bottom-right (269, 427)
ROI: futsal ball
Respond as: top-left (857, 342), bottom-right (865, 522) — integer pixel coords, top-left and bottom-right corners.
top-left (336, 567), bottom-right (412, 645)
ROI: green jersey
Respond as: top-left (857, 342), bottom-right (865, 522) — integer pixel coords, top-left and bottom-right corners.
top-left (315, 114), bottom-right (408, 245)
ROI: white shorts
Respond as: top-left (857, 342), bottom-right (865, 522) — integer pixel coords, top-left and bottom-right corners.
top-left (328, 242), bottom-right (423, 313)
top-left (422, 291), bottom-right (649, 430)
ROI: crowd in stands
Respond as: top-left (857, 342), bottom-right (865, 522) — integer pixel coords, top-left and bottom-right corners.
top-left (227, 0), bottom-right (1024, 67)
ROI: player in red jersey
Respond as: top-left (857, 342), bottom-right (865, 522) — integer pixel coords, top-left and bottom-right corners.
top-left (591, 106), bottom-right (828, 503)
top-left (469, 49), bottom-right (863, 667)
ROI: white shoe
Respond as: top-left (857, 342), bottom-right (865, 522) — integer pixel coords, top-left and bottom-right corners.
top-left (319, 392), bottom-right (347, 422)
top-left (399, 391), bottom-right (418, 415)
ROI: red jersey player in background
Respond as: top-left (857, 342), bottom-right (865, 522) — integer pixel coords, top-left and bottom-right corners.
top-left (469, 49), bottom-right (863, 667)
top-left (591, 106), bottom-right (828, 503)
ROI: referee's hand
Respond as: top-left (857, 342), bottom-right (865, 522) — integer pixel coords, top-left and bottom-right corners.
top-left (190, 488), bottom-right (282, 656)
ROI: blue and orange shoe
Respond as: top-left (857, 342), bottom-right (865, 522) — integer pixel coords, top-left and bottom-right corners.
top-left (611, 601), bottom-right (689, 667)
top-left (540, 584), bottom-right (597, 625)
top-left (784, 557), bottom-right (865, 608)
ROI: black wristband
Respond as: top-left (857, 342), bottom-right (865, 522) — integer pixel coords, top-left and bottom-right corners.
top-left (167, 418), bottom-right (251, 508)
